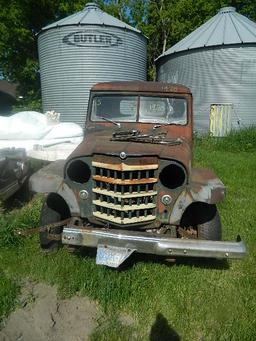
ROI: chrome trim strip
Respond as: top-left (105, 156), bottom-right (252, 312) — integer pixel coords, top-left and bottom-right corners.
top-left (92, 212), bottom-right (156, 224)
top-left (92, 161), bottom-right (158, 171)
top-left (93, 199), bottom-right (156, 211)
top-left (92, 188), bottom-right (157, 198)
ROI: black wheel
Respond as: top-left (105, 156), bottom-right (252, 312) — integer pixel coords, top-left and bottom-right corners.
top-left (39, 199), bottom-right (62, 251)
top-left (39, 194), bottom-right (71, 251)
top-left (197, 205), bottom-right (222, 240)
top-left (180, 203), bottom-right (222, 241)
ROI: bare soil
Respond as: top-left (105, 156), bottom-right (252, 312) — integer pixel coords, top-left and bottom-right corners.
top-left (0, 281), bottom-right (99, 341)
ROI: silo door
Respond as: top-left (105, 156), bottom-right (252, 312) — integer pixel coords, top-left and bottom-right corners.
top-left (210, 104), bottom-right (233, 137)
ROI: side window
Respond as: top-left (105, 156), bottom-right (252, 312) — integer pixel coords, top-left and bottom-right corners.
top-left (92, 97), bottom-right (120, 118)
top-left (140, 97), bottom-right (167, 122)
top-left (91, 96), bottom-right (137, 122)
top-left (139, 96), bottom-right (187, 125)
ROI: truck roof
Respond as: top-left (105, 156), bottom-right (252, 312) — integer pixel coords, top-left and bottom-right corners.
top-left (91, 81), bottom-right (191, 94)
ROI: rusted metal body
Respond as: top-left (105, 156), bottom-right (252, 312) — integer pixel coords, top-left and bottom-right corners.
top-left (40, 81), bottom-right (246, 266)
top-left (0, 148), bottom-right (28, 201)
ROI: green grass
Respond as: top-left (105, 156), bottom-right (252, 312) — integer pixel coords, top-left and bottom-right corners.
top-left (0, 273), bottom-right (19, 323)
top-left (90, 315), bottom-right (139, 341)
top-left (0, 128), bottom-right (256, 340)
top-left (194, 126), bottom-right (256, 153)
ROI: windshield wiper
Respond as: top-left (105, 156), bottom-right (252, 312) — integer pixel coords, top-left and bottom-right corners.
top-left (113, 130), bottom-right (139, 138)
top-left (100, 116), bottom-right (121, 128)
top-left (111, 131), bottom-right (182, 146)
top-left (153, 120), bottom-right (185, 129)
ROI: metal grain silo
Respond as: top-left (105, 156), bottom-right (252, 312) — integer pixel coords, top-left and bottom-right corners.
top-left (156, 7), bottom-right (256, 135)
top-left (38, 2), bottom-right (147, 126)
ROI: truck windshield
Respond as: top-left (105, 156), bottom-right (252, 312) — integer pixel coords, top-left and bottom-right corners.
top-left (91, 95), bottom-right (187, 125)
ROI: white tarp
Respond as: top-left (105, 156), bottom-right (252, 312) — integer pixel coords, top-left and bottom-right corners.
top-left (0, 111), bottom-right (83, 160)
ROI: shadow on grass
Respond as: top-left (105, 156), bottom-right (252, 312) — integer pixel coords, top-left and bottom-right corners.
top-left (149, 313), bottom-right (180, 341)
top-left (68, 246), bottom-right (229, 271)
top-left (123, 253), bottom-right (229, 270)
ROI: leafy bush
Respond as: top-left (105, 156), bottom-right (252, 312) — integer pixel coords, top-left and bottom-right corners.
top-left (12, 97), bottom-right (42, 113)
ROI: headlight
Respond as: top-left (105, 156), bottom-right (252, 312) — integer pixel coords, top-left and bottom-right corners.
top-left (66, 159), bottom-right (91, 184)
top-left (159, 162), bottom-right (186, 189)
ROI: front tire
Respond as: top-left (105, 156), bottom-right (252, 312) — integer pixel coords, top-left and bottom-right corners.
top-left (180, 203), bottom-right (222, 240)
top-left (197, 206), bottom-right (221, 240)
top-left (39, 194), bottom-right (71, 251)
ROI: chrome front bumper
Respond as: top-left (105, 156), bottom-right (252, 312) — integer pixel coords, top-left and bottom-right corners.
top-left (62, 225), bottom-right (246, 260)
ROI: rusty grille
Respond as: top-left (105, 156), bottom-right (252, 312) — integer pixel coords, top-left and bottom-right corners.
top-left (92, 161), bottom-right (158, 224)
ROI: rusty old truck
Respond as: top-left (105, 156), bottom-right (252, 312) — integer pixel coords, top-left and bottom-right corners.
top-left (39, 81), bottom-right (246, 267)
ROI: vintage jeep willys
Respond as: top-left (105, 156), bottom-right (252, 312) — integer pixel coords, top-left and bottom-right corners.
top-left (39, 82), bottom-right (246, 267)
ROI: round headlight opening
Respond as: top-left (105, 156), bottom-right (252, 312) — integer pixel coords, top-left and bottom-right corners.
top-left (159, 163), bottom-right (186, 189)
top-left (67, 160), bottom-right (91, 184)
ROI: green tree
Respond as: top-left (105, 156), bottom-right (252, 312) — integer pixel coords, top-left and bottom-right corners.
top-left (0, 0), bottom-right (146, 106)
top-left (0, 0), bottom-right (89, 107)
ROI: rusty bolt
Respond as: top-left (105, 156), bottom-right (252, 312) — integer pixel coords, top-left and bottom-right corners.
top-left (161, 194), bottom-right (172, 205)
top-left (79, 190), bottom-right (89, 200)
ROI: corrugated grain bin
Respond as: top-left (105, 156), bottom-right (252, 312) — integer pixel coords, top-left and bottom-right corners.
top-left (156, 7), bottom-right (256, 135)
top-left (38, 2), bottom-right (147, 126)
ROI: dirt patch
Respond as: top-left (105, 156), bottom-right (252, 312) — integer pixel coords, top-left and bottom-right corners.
top-left (0, 281), bottom-right (99, 341)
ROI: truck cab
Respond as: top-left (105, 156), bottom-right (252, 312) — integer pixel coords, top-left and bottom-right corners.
top-left (39, 82), bottom-right (246, 267)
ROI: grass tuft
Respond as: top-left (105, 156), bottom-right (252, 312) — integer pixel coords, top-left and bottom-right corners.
top-left (90, 315), bottom-right (139, 341)
top-left (194, 126), bottom-right (256, 153)
top-left (0, 196), bottom-right (42, 247)
top-left (0, 272), bottom-right (19, 323)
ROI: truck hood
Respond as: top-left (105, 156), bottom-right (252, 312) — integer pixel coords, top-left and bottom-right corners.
top-left (68, 133), bottom-right (191, 171)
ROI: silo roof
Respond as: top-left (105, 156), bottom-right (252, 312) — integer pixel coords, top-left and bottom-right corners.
top-left (157, 7), bottom-right (256, 60)
top-left (41, 2), bottom-right (141, 34)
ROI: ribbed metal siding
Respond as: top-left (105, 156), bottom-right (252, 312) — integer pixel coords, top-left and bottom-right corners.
top-left (157, 44), bottom-right (256, 134)
top-left (38, 25), bottom-right (147, 126)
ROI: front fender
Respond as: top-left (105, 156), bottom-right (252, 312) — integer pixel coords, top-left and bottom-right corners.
top-left (56, 182), bottom-right (80, 215)
top-left (169, 168), bottom-right (225, 224)
top-left (189, 168), bottom-right (225, 203)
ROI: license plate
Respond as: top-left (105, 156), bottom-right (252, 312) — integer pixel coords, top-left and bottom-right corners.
top-left (96, 244), bottom-right (134, 268)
